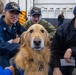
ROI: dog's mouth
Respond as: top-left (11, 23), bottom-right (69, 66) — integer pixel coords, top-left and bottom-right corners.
top-left (32, 46), bottom-right (43, 50)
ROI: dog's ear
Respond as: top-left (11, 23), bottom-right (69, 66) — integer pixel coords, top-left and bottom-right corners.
top-left (20, 31), bottom-right (28, 46)
top-left (46, 32), bottom-right (51, 46)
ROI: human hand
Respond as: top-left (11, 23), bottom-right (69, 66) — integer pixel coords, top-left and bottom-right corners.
top-left (5, 66), bottom-right (15, 75)
top-left (64, 48), bottom-right (72, 62)
top-left (12, 37), bottom-right (20, 43)
top-left (53, 68), bottom-right (63, 75)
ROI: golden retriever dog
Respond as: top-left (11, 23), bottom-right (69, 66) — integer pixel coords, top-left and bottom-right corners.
top-left (15, 24), bottom-right (51, 75)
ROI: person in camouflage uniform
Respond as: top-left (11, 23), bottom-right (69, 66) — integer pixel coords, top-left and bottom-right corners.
top-left (23, 7), bottom-right (56, 39)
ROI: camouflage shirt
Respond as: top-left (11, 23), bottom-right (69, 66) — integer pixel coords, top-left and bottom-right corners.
top-left (23, 19), bottom-right (56, 39)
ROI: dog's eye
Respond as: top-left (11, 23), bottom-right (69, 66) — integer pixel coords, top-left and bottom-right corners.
top-left (29, 29), bottom-right (33, 33)
top-left (41, 29), bottom-right (44, 33)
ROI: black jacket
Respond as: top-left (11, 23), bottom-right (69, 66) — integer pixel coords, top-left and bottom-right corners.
top-left (58, 14), bottom-right (64, 22)
top-left (51, 18), bottom-right (76, 67)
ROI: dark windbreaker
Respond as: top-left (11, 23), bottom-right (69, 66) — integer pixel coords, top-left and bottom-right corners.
top-left (51, 18), bottom-right (76, 67)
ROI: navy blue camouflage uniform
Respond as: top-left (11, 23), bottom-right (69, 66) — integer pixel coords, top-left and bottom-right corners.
top-left (0, 16), bottom-right (25, 68)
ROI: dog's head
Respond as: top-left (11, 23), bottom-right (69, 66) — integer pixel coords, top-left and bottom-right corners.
top-left (21, 24), bottom-right (50, 50)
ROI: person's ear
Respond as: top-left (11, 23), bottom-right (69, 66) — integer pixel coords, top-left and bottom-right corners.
top-left (3, 10), bottom-right (6, 15)
top-left (30, 15), bottom-right (32, 18)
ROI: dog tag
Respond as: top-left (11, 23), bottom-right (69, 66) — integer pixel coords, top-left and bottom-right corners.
top-left (38, 64), bottom-right (44, 71)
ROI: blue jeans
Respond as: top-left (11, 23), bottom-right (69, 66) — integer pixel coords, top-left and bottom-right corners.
top-left (48, 67), bottom-right (52, 75)
top-left (58, 21), bottom-right (63, 27)
top-left (60, 66), bottom-right (74, 75)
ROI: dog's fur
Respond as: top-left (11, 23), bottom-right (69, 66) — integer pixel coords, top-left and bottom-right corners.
top-left (15, 24), bottom-right (51, 75)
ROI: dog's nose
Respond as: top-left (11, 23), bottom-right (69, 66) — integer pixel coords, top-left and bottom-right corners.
top-left (33, 38), bottom-right (41, 46)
